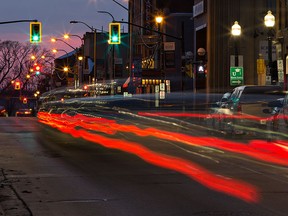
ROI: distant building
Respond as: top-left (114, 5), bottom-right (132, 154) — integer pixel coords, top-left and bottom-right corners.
top-left (82, 32), bottom-right (129, 83)
top-left (54, 31), bottom-right (129, 88)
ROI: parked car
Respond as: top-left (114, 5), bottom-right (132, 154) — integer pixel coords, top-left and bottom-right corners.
top-left (281, 92), bottom-right (288, 126)
top-left (15, 108), bottom-right (33, 117)
top-left (212, 85), bottom-right (284, 134)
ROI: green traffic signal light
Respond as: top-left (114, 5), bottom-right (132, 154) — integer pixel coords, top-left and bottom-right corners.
top-left (109, 22), bottom-right (121, 44)
top-left (30, 22), bottom-right (42, 43)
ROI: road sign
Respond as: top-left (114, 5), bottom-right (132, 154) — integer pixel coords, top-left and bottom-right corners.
top-left (230, 67), bottom-right (244, 86)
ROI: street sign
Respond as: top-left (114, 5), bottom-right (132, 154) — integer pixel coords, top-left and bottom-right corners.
top-left (278, 60), bottom-right (284, 82)
top-left (230, 67), bottom-right (244, 86)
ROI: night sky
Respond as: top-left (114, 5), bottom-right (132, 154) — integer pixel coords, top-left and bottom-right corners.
top-left (0, 0), bottom-right (128, 51)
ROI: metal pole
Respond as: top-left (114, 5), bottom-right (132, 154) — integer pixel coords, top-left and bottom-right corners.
top-left (234, 37), bottom-right (239, 67)
top-left (112, 45), bottom-right (115, 79)
top-left (93, 30), bottom-right (97, 84)
top-left (0, 19), bottom-right (37, 25)
top-left (128, 0), bottom-right (133, 93)
top-left (69, 21), bottom-right (97, 84)
top-left (112, 0), bottom-right (129, 11)
top-left (267, 32), bottom-right (273, 84)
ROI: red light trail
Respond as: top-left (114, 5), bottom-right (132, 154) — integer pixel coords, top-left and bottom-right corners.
top-left (37, 111), bottom-right (288, 203)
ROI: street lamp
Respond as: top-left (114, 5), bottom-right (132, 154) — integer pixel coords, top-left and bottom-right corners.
top-left (98, 10), bottom-right (116, 81)
top-left (264, 10), bottom-right (275, 85)
top-left (63, 34), bottom-right (84, 46)
top-left (231, 21), bottom-right (241, 66)
top-left (52, 48), bottom-right (70, 85)
top-left (51, 37), bottom-right (77, 51)
top-left (63, 34), bottom-right (84, 85)
top-left (231, 21), bottom-right (241, 36)
top-left (52, 48), bottom-right (69, 57)
top-left (155, 15), bottom-right (164, 79)
top-left (70, 20), bottom-right (97, 84)
top-left (155, 16), bottom-right (163, 25)
top-left (98, 11), bottom-right (115, 21)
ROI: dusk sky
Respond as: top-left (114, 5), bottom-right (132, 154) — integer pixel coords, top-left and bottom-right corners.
top-left (0, 0), bottom-right (128, 52)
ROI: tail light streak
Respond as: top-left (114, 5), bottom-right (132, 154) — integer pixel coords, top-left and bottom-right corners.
top-left (38, 111), bottom-right (288, 203)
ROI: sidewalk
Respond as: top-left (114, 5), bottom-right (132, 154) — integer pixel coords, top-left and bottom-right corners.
top-left (0, 169), bottom-right (31, 216)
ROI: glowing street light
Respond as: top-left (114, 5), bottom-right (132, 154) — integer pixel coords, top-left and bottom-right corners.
top-left (63, 33), bottom-right (84, 45)
top-left (155, 14), bottom-right (164, 78)
top-left (155, 16), bottom-right (163, 24)
top-left (231, 21), bottom-right (241, 36)
top-left (50, 37), bottom-right (76, 50)
top-left (264, 10), bottom-right (275, 28)
top-left (264, 10), bottom-right (275, 84)
top-left (63, 66), bottom-right (69, 72)
top-left (231, 21), bottom-right (241, 67)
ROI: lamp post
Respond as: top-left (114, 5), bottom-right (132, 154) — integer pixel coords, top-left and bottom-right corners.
top-left (155, 15), bottom-right (164, 80)
top-left (63, 34), bottom-right (84, 85)
top-left (52, 48), bottom-right (69, 65)
top-left (98, 11), bottom-right (116, 81)
top-left (51, 37), bottom-right (77, 51)
top-left (63, 34), bottom-right (84, 46)
top-left (98, 11), bottom-right (117, 95)
top-left (70, 20), bottom-right (97, 84)
top-left (52, 48), bottom-right (70, 86)
top-left (264, 10), bottom-right (275, 85)
top-left (231, 21), bottom-right (241, 67)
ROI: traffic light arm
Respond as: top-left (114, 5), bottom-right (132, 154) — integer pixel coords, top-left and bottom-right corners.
top-left (116, 20), bottom-right (182, 41)
top-left (0, 19), bottom-right (37, 25)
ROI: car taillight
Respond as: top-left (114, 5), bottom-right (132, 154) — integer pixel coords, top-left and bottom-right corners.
top-left (237, 103), bottom-right (242, 113)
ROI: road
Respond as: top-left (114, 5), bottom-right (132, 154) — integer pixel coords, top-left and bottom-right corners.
top-left (0, 117), bottom-right (288, 216)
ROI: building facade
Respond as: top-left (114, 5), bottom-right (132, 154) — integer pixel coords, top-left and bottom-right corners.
top-left (194, 0), bottom-right (278, 93)
top-left (129, 0), bottom-right (194, 92)
top-left (276, 0), bottom-right (288, 89)
top-left (130, 0), bottom-right (279, 93)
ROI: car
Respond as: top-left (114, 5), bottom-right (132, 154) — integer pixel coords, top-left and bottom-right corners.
top-left (15, 108), bottom-right (33, 117)
top-left (281, 92), bottom-right (288, 126)
top-left (213, 85), bottom-right (284, 134)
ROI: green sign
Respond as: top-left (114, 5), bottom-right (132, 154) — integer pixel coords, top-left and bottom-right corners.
top-left (230, 67), bottom-right (244, 86)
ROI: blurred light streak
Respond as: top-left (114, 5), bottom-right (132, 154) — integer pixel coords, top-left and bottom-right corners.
top-left (38, 111), bottom-right (259, 203)
top-left (38, 112), bottom-right (288, 166)
top-left (138, 111), bottom-right (278, 122)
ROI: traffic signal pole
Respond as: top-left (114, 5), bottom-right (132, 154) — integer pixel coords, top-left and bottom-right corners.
top-left (0, 19), bottom-right (37, 25)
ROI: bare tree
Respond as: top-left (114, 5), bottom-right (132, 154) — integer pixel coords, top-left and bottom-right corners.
top-left (0, 40), bottom-right (54, 94)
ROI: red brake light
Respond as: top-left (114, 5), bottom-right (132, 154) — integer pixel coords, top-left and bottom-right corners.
top-left (237, 103), bottom-right (242, 113)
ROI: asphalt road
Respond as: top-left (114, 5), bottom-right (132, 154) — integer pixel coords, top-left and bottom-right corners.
top-left (0, 117), bottom-right (288, 216)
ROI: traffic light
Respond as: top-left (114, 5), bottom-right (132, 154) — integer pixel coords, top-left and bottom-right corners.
top-left (15, 81), bottom-right (21, 90)
top-left (23, 97), bottom-right (28, 104)
top-left (33, 63), bottom-right (41, 75)
top-left (30, 22), bottom-right (42, 43)
top-left (109, 22), bottom-right (121, 44)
